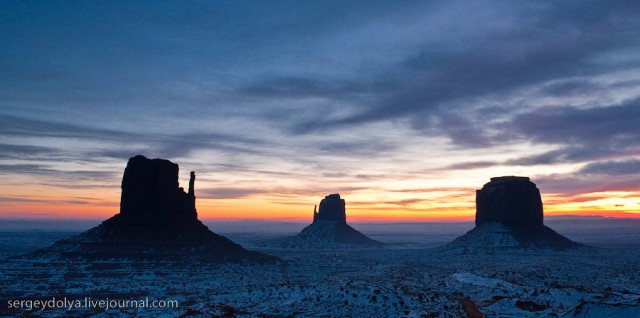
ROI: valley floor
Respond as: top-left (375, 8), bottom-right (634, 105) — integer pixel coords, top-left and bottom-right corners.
top-left (1, 241), bottom-right (639, 317)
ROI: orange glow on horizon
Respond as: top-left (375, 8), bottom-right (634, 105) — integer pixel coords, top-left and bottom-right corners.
top-left (1, 192), bottom-right (639, 221)
top-left (2, 180), bottom-right (639, 221)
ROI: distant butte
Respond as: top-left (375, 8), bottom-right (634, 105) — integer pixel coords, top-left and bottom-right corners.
top-left (27, 155), bottom-right (279, 263)
top-left (447, 176), bottom-right (582, 250)
top-left (261, 194), bottom-right (382, 249)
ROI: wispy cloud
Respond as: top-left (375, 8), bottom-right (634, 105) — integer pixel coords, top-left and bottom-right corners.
top-left (198, 187), bottom-right (267, 200)
top-left (579, 159), bottom-right (640, 176)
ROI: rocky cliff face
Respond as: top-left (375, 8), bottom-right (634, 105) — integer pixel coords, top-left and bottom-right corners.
top-left (313, 194), bottom-right (347, 224)
top-left (476, 176), bottom-right (543, 228)
top-left (447, 176), bottom-right (581, 250)
top-left (120, 155), bottom-right (196, 221)
top-left (27, 155), bottom-right (278, 263)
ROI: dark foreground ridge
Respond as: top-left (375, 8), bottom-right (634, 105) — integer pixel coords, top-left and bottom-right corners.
top-left (24, 155), bottom-right (278, 263)
top-left (259, 194), bottom-right (382, 249)
top-left (447, 176), bottom-right (582, 251)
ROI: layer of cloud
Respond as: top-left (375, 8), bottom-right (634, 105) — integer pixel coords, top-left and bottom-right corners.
top-left (579, 159), bottom-right (640, 176)
top-left (198, 187), bottom-right (267, 200)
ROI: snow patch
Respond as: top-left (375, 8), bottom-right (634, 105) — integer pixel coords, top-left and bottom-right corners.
top-left (453, 272), bottom-right (512, 288)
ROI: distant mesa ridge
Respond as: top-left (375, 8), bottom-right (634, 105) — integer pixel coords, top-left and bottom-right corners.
top-left (448, 176), bottom-right (582, 250)
top-left (27, 155), bottom-right (278, 263)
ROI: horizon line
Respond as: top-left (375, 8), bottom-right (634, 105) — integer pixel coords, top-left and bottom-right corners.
top-left (0, 213), bottom-right (637, 224)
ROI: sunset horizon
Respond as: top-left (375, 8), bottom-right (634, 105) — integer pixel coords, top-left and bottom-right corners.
top-left (2, 160), bottom-right (638, 222)
top-left (2, 152), bottom-right (639, 221)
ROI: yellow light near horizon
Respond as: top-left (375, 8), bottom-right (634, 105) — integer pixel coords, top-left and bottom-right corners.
top-left (1, 181), bottom-right (639, 221)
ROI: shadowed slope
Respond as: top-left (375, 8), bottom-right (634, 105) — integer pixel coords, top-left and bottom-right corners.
top-left (447, 223), bottom-right (581, 251)
top-left (28, 214), bottom-right (277, 263)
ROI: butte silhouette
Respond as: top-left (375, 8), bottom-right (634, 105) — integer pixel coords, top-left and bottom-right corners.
top-left (447, 176), bottom-right (582, 251)
top-left (261, 194), bottom-right (381, 248)
top-left (28, 155), bottom-right (278, 263)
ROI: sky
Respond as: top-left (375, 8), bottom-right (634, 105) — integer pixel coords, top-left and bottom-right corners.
top-left (1, 0), bottom-right (639, 221)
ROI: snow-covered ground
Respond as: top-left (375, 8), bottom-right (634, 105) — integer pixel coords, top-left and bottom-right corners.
top-left (1, 226), bottom-right (639, 317)
top-left (1, 246), bottom-right (638, 316)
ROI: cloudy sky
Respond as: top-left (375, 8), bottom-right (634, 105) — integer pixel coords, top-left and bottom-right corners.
top-left (1, 0), bottom-right (639, 221)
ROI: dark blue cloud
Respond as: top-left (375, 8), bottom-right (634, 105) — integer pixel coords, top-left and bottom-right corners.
top-left (579, 159), bottom-right (640, 176)
top-left (0, 143), bottom-right (57, 160)
top-left (0, 113), bottom-right (133, 140)
top-left (507, 98), bottom-right (640, 164)
top-left (288, 0), bottom-right (640, 133)
top-left (510, 99), bottom-right (639, 146)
